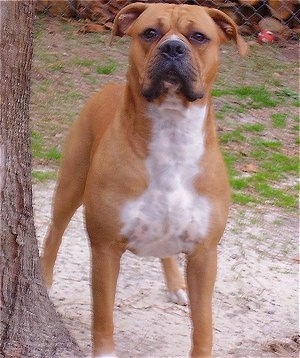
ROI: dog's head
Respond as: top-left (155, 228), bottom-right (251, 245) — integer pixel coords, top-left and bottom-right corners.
top-left (112, 3), bottom-right (248, 103)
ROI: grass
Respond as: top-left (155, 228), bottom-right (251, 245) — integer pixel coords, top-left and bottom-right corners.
top-left (220, 128), bottom-right (246, 144)
top-left (234, 86), bottom-right (277, 108)
top-left (216, 103), bottom-right (246, 120)
top-left (72, 58), bottom-right (118, 75)
top-left (211, 45), bottom-right (299, 210)
top-left (31, 15), bottom-right (299, 211)
top-left (276, 87), bottom-right (299, 104)
top-left (241, 123), bottom-right (265, 132)
top-left (216, 81), bottom-right (299, 209)
top-left (222, 131), bottom-right (298, 208)
top-left (31, 131), bottom-right (62, 163)
top-left (213, 85), bottom-right (295, 109)
top-left (72, 58), bottom-right (95, 67)
top-left (271, 113), bottom-right (287, 128)
top-left (32, 170), bottom-right (57, 182)
top-left (96, 60), bottom-right (117, 75)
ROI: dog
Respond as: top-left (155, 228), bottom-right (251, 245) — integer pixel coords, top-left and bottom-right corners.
top-left (42, 3), bottom-right (248, 357)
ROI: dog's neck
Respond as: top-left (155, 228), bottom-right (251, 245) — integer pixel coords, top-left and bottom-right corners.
top-left (120, 76), bottom-right (212, 158)
top-left (148, 97), bottom-right (208, 181)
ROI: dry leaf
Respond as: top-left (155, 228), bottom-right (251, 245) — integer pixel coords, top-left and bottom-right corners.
top-left (242, 163), bottom-right (259, 173)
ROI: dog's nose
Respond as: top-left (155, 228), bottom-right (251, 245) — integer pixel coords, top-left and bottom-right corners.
top-left (160, 40), bottom-right (187, 59)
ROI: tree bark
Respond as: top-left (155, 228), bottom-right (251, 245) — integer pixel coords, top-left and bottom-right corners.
top-left (0, 2), bottom-right (83, 357)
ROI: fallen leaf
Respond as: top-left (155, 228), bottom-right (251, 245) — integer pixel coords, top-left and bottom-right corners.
top-left (79, 24), bottom-right (105, 34)
top-left (242, 163), bottom-right (259, 173)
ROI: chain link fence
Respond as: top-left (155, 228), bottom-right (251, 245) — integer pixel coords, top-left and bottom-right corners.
top-left (36, 0), bottom-right (299, 40)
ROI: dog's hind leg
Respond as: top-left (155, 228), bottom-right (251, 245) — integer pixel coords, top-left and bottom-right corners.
top-left (41, 118), bottom-right (92, 289)
top-left (41, 180), bottom-right (83, 289)
top-left (161, 257), bottom-right (188, 306)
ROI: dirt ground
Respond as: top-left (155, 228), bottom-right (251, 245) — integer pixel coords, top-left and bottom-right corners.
top-left (34, 181), bottom-right (298, 358)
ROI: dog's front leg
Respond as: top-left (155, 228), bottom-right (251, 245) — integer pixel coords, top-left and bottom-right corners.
top-left (90, 243), bottom-right (122, 358)
top-left (186, 245), bottom-right (218, 358)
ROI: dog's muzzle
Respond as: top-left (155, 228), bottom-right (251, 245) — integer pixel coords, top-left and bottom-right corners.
top-left (142, 39), bottom-right (203, 102)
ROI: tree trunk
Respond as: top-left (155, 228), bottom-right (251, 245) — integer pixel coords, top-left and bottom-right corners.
top-left (0, 2), bottom-right (83, 357)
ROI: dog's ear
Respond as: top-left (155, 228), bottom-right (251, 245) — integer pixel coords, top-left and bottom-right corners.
top-left (206, 8), bottom-right (248, 57)
top-left (110, 3), bottom-right (149, 43)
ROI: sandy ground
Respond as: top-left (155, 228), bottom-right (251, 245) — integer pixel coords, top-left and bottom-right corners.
top-left (34, 181), bottom-right (299, 358)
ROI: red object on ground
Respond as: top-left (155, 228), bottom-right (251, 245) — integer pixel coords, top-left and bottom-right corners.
top-left (257, 30), bottom-right (276, 44)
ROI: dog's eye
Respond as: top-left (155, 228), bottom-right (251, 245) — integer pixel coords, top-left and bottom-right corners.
top-left (141, 28), bottom-right (159, 41)
top-left (190, 32), bottom-right (209, 44)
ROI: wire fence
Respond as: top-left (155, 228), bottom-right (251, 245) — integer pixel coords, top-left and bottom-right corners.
top-left (36, 1), bottom-right (300, 40)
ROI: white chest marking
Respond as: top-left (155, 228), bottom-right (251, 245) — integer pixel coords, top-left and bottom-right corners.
top-left (120, 98), bottom-right (211, 257)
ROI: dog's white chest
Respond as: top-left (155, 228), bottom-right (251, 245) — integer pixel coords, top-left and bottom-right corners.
top-left (120, 100), bottom-right (211, 257)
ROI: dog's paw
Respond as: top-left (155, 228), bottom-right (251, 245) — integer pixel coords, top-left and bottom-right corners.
top-left (94, 353), bottom-right (116, 358)
top-left (46, 287), bottom-right (52, 296)
top-left (44, 280), bottom-right (53, 295)
top-left (167, 289), bottom-right (188, 306)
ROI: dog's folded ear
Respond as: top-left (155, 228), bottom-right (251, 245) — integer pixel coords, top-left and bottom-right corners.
top-left (110, 2), bottom-right (148, 43)
top-left (206, 8), bottom-right (249, 57)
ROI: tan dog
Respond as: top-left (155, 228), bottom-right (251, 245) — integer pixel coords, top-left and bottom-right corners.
top-left (42, 3), bottom-right (248, 357)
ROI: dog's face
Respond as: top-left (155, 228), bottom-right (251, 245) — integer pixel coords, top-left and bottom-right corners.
top-left (113, 3), bottom-right (248, 103)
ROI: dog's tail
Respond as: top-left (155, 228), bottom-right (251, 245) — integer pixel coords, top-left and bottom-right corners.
top-left (41, 84), bottom-right (124, 289)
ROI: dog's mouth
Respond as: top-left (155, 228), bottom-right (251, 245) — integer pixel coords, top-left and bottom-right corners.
top-left (163, 69), bottom-right (181, 86)
top-left (141, 57), bottom-right (203, 102)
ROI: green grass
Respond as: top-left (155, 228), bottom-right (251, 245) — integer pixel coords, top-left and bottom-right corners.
top-left (232, 192), bottom-right (252, 205)
top-left (213, 86), bottom-right (278, 108)
top-left (72, 58), bottom-right (95, 67)
top-left (231, 177), bottom-right (249, 190)
top-left (221, 124), bottom-right (298, 209)
top-left (276, 88), bottom-right (300, 107)
top-left (253, 183), bottom-right (297, 208)
top-left (262, 153), bottom-right (298, 174)
top-left (32, 170), bottom-right (57, 182)
top-left (220, 128), bottom-right (245, 144)
top-left (223, 152), bottom-right (239, 178)
top-left (271, 113), bottom-right (288, 128)
top-left (275, 88), bottom-right (299, 101)
top-left (49, 62), bottom-right (64, 72)
top-left (213, 85), bottom-right (299, 110)
top-left (241, 123), bottom-right (265, 133)
top-left (31, 131), bottom-right (62, 163)
top-left (96, 60), bottom-right (117, 75)
top-left (216, 103), bottom-right (246, 120)
top-left (250, 139), bottom-right (282, 152)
